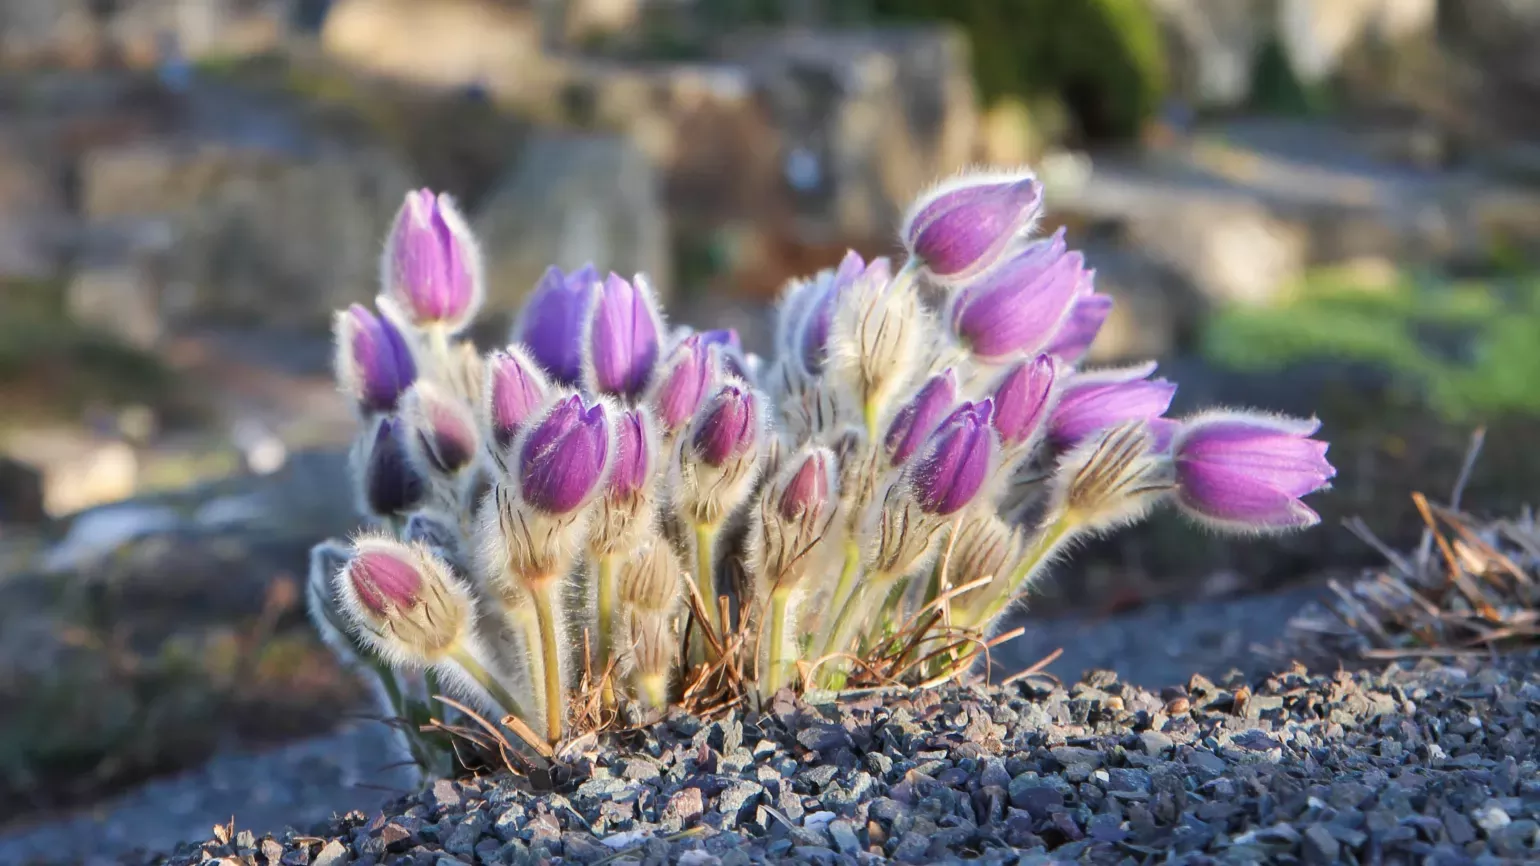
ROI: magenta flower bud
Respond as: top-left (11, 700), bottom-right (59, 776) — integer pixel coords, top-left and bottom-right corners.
top-left (486, 346), bottom-right (548, 448)
top-left (777, 447), bottom-right (834, 521)
top-left (902, 170), bottom-right (1043, 284)
top-left (335, 304), bottom-right (417, 414)
top-left (361, 415), bottom-right (428, 517)
top-left (347, 546), bottom-right (424, 616)
top-left (884, 368), bottom-right (959, 467)
top-left (908, 400), bottom-right (997, 516)
top-left (609, 409), bottom-right (652, 500)
top-left (1046, 291), bottom-right (1114, 364)
top-left (382, 189), bottom-right (481, 330)
top-left (1173, 412), bottom-right (1335, 531)
top-left (519, 394), bottom-right (612, 514)
top-left (798, 251), bottom-right (881, 374)
top-left (1048, 363), bottom-right (1177, 450)
top-left (406, 383), bottom-right (479, 475)
top-left (948, 229), bottom-right (1089, 362)
top-left (585, 272), bottom-right (663, 400)
top-left (651, 334), bottom-right (716, 433)
top-left (691, 383), bottom-right (759, 467)
top-left (991, 355), bottom-right (1058, 448)
top-left (516, 265), bottom-right (598, 386)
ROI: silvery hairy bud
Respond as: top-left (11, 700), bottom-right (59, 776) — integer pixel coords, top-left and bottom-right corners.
top-left (334, 535), bottom-right (473, 667)
top-left (589, 408), bottom-right (659, 556)
top-left (403, 381), bottom-right (480, 479)
top-left (750, 445), bottom-right (839, 593)
top-left (675, 381), bottom-right (766, 527)
top-left (583, 273), bottom-right (664, 401)
top-left (334, 304), bottom-right (417, 416)
top-left (1051, 420), bottom-right (1174, 533)
top-left (902, 169), bottom-right (1043, 286)
top-left (617, 532), bottom-right (684, 708)
top-left (380, 189), bottom-right (483, 333)
top-left (826, 259), bottom-right (925, 433)
top-left (351, 414), bottom-right (428, 520)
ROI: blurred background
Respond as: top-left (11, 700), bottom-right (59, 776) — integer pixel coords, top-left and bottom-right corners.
top-left (2, 0), bottom-right (1540, 851)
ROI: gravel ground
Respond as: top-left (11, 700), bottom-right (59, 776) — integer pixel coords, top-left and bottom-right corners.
top-left (141, 650), bottom-right (1540, 866)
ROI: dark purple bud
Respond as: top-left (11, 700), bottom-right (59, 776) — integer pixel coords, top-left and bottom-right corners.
top-left (903, 172), bottom-right (1043, 284)
top-left (777, 447), bottom-right (834, 521)
top-left (385, 189), bottom-right (479, 327)
top-left (519, 394), bottom-right (611, 514)
top-left (337, 304), bottom-right (417, 414)
top-left (651, 335), bottom-right (715, 433)
top-left (586, 273), bottom-right (662, 399)
top-left (516, 265), bottom-right (598, 386)
top-left (949, 230), bottom-right (1088, 362)
top-left (884, 368), bottom-right (959, 467)
top-left (1046, 291), bottom-right (1113, 364)
top-left (1048, 364), bottom-right (1176, 449)
top-left (991, 355), bottom-right (1057, 448)
top-left (691, 383), bottom-right (758, 467)
top-left (908, 400), bottom-right (996, 516)
top-left (1174, 413), bottom-right (1335, 530)
top-left (487, 347), bottom-right (548, 448)
top-left (362, 415), bottom-right (427, 517)
top-left (409, 384), bottom-right (478, 474)
top-left (609, 409), bottom-right (652, 500)
top-left (347, 546), bottom-right (424, 615)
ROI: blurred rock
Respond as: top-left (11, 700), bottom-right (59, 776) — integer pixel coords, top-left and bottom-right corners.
top-left (1129, 196), bottom-right (1308, 308)
top-left (5, 430), bottom-right (138, 517)
top-left (1277, 0), bottom-right (1435, 85)
top-left (66, 261), bottom-right (164, 349)
top-left (0, 0), bottom-right (290, 67)
top-left (1149, 0), bottom-right (1268, 108)
top-left (0, 457), bottom-right (46, 524)
top-left (474, 131), bottom-right (668, 313)
top-left (0, 131), bottom-right (66, 279)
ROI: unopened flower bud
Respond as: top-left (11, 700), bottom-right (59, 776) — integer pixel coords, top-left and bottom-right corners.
top-left (827, 261), bottom-right (923, 419)
top-left (486, 346), bottom-right (549, 449)
top-left (991, 355), bottom-right (1058, 450)
top-left (700, 329), bottom-right (749, 380)
top-left (618, 532), bottom-right (684, 613)
top-left (404, 382), bottom-right (480, 476)
top-left (1048, 362), bottom-right (1177, 450)
top-left (903, 170), bottom-right (1043, 284)
top-left (777, 446), bottom-right (835, 522)
top-left (908, 400), bottom-right (997, 516)
top-left (381, 189), bottom-right (482, 331)
top-left (336, 535), bottom-right (472, 666)
top-left (515, 265), bottom-right (598, 386)
top-left (518, 393), bottom-right (613, 515)
top-left (690, 382), bottom-right (759, 468)
top-left (948, 229), bottom-right (1088, 363)
top-left (591, 408), bottom-right (658, 555)
top-left (1046, 291), bottom-right (1113, 364)
top-left (676, 381), bottom-right (766, 526)
top-left (753, 446), bottom-right (840, 592)
top-left (649, 334), bottom-right (716, 435)
top-left (334, 304), bottom-right (417, 415)
top-left (884, 369), bottom-right (958, 467)
top-left (1172, 411), bottom-right (1335, 532)
top-left (798, 252), bottom-right (885, 375)
top-left (1053, 421), bottom-right (1173, 531)
top-left (585, 273), bottom-right (663, 400)
top-left (950, 513), bottom-right (1023, 585)
top-left (307, 538), bottom-right (363, 659)
top-left (353, 414), bottom-right (428, 518)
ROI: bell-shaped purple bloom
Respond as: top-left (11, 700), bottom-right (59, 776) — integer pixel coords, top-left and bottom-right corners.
top-left (884, 368), bottom-right (959, 467)
top-left (949, 229), bottom-right (1089, 363)
top-left (336, 304), bottom-right (417, 414)
top-left (348, 546), bottom-right (425, 616)
top-left (1173, 413), bottom-right (1335, 530)
top-left (777, 447), bottom-right (835, 522)
top-left (487, 347), bottom-right (548, 448)
top-left (651, 335), bottom-right (716, 433)
top-left (516, 265), bottom-right (598, 386)
top-left (1048, 363), bottom-right (1177, 450)
top-left (408, 384), bottom-right (479, 475)
top-left (362, 415), bottom-right (427, 517)
top-left (384, 189), bottom-right (480, 329)
top-left (691, 383), bottom-right (759, 467)
top-left (908, 400), bottom-right (996, 516)
top-left (519, 394), bottom-right (611, 514)
top-left (798, 251), bottom-right (887, 374)
top-left (992, 355), bottom-right (1058, 448)
top-left (609, 409), bottom-right (652, 500)
top-left (1046, 291), bottom-right (1114, 364)
top-left (903, 171), bottom-right (1043, 284)
top-left (586, 273), bottom-right (662, 400)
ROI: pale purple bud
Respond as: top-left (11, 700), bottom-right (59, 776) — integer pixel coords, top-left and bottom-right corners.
top-left (799, 251), bottom-right (874, 374)
top-left (903, 171), bottom-right (1043, 284)
top-left (335, 304), bottom-right (417, 414)
top-left (949, 230), bottom-right (1088, 362)
top-left (406, 384), bottom-right (479, 475)
top-left (1045, 290), bottom-right (1113, 364)
top-left (347, 546), bottom-right (424, 616)
top-left (585, 273), bottom-right (662, 400)
top-left (1048, 364), bottom-right (1177, 450)
top-left (362, 415), bottom-right (427, 517)
top-left (651, 334), bottom-right (716, 433)
top-left (908, 400), bottom-right (996, 516)
top-left (991, 355), bottom-right (1057, 448)
top-left (691, 383), bottom-right (758, 467)
top-left (383, 189), bottom-right (481, 329)
top-left (1174, 413), bottom-right (1335, 530)
top-left (777, 447), bottom-right (834, 521)
top-left (519, 394), bottom-right (611, 514)
top-left (884, 368), bottom-right (959, 467)
top-left (516, 265), bottom-right (598, 386)
top-left (700, 329), bottom-right (748, 380)
top-left (487, 347), bottom-right (548, 448)
top-left (610, 409), bottom-right (652, 500)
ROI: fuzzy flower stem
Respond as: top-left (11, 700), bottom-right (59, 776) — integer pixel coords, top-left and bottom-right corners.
top-left (765, 585), bottom-right (795, 697)
top-left (820, 568), bottom-right (901, 689)
top-left (448, 645), bottom-right (529, 722)
top-left (596, 554), bottom-right (617, 706)
top-left (692, 522), bottom-right (722, 663)
top-left (818, 541), bottom-right (863, 657)
top-left (423, 323), bottom-right (453, 375)
top-left (971, 510), bottom-right (1080, 628)
top-left (637, 672), bottom-right (667, 708)
top-left (528, 581), bottom-right (565, 744)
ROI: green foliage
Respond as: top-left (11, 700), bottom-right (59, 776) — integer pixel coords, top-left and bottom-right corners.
top-left (1204, 266), bottom-right (1540, 421)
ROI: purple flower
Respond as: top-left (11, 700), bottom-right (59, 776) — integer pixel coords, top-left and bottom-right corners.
top-left (991, 355), bottom-right (1058, 448)
top-left (585, 273), bottom-right (662, 400)
top-left (949, 229), bottom-right (1089, 362)
top-left (516, 265), bottom-right (598, 386)
top-left (336, 304), bottom-right (417, 414)
top-left (651, 335), bottom-right (717, 433)
top-left (700, 328), bottom-right (749, 380)
top-left (383, 189), bottom-right (480, 329)
top-left (778, 447), bottom-right (834, 521)
top-left (519, 394), bottom-right (612, 514)
top-left (1173, 413), bottom-right (1335, 530)
top-left (347, 545), bottom-right (424, 616)
top-left (609, 409), bottom-right (653, 500)
top-left (361, 415), bottom-right (427, 517)
top-left (908, 400), bottom-right (996, 516)
top-left (1046, 291), bottom-right (1113, 364)
top-left (884, 368), bottom-right (958, 466)
top-left (487, 347), bottom-right (548, 448)
top-left (1048, 363), bottom-right (1176, 449)
top-left (903, 171), bottom-right (1042, 284)
top-left (798, 251), bottom-right (888, 374)
top-left (407, 384), bottom-right (479, 475)
top-left (691, 383), bottom-right (759, 467)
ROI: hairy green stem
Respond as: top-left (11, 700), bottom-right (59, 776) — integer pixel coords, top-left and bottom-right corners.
top-left (596, 554), bottom-right (616, 705)
top-left (765, 586), bottom-right (794, 696)
top-left (529, 581), bottom-right (565, 744)
top-left (448, 644), bottom-right (528, 723)
top-left (818, 541), bottom-right (862, 657)
top-left (969, 511), bottom-right (1078, 629)
top-left (692, 522), bottom-right (721, 664)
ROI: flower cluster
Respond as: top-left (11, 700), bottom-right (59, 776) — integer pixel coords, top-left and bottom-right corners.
top-left (310, 172), bottom-right (1335, 770)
